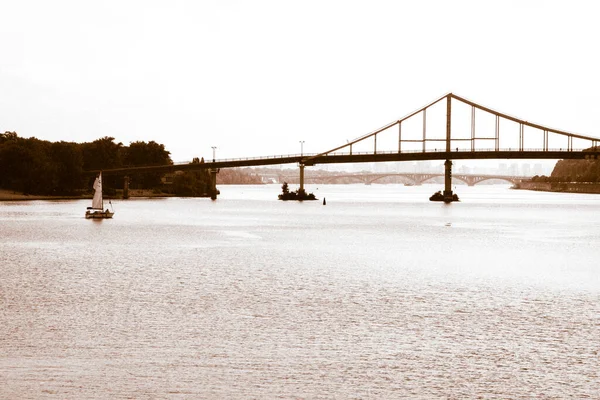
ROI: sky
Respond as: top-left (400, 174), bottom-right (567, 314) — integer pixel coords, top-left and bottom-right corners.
top-left (1, 0), bottom-right (599, 170)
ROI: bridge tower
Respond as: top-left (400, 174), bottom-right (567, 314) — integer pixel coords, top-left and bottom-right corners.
top-left (443, 94), bottom-right (457, 202)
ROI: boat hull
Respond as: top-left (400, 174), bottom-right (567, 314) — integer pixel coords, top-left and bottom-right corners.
top-left (85, 210), bottom-right (114, 219)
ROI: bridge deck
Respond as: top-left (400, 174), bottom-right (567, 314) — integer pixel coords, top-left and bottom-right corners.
top-left (95, 149), bottom-right (600, 176)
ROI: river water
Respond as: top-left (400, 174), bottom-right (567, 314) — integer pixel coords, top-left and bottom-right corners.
top-left (1, 184), bottom-right (599, 399)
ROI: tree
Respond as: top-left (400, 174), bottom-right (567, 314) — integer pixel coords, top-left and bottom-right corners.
top-left (171, 170), bottom-right (211, 196)
top-left (50, 142), bottom-right (84, 194)
top-left (81, 137), bottom-right (123, 171)
top-left (123, 141), bottom-right (172, 188)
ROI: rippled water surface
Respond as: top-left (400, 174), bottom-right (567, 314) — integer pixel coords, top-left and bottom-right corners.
top-left (1, 184), bottom-right (599, 399)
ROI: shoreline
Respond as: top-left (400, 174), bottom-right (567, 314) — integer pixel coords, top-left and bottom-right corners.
top-left (0, 189), bottom-right (177, 201)
top-left (0, 190), bottom-right (86, 201)
top-left (512, 181), bottom-right (600, 194)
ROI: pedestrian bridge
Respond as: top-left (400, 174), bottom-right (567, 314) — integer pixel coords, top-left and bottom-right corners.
top-left (94, 93), bottom-right (600, 201)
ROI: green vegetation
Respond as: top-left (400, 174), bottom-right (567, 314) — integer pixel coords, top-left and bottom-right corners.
top-left (278, 182), bottom-right (317, 201)
top-left (217, 168), bottom-right (262, 184)
top-left (170, 170), bottom-right (212, 196)
top-left (0, 132), bottom-right (268, 197)
top-left (1, 131), bottom-right (86, 195)
top-left (0, 131), bottom-right (180, 195)
top-left (530, 147), bottom-right (600, 183)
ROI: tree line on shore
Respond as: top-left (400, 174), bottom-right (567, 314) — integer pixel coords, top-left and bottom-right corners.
top-left (217, 168), bottom-right (262, 185)
top-left (0, 132), bottom-right (213, 196)
top-left (530, 149), bottom-right (600, 183)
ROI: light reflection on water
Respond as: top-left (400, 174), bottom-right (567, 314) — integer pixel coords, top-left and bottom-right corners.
top-left (1, 184), bottom-right (599, 398)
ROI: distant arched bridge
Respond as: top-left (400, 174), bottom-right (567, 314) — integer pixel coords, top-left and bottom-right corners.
top-left (278, 172), bottom-right (529, 186)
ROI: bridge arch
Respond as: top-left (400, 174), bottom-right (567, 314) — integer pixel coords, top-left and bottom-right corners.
top-left (469, 177), bottom-right (520, 185)
top-left (418, 175), bottom-right (471, 185)
top-left (322, 175), bottom-right (367, 184)
top-left (367, 174), bottom-right (417, 185)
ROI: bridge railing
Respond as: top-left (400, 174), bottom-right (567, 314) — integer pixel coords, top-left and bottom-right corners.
top-left (172, 153), bottom-right (318, 165)
top-left (319, 147), bottom-right (590, 156)
top-left (174, 147), bottom-right (593, 165)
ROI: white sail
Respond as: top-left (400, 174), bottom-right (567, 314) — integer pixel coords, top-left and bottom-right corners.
top-left (85, 171), bottom-right (113, 218)
top-left (91, 173), bottom-right (103, 209)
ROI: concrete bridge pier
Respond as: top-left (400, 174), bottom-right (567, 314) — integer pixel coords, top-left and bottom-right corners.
top-left (210, 168), bottom-right (219, 200)
top-left (443, 159), bottom-right (455, 202)
top-left (123, 176), bottom-right (130, 199)
top-left (299, 163), bottom-right (305, 193)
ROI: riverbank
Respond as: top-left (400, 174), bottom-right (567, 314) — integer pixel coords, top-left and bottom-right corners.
top-left (0, 189), bottom-right (177, 201)
top-left (513, 181), bottom-right (600, 194)
top-left (0, 189), bottom-right (85, 201)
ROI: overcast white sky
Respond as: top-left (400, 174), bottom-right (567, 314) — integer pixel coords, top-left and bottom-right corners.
top-left (1, 0), bottom-right (599, 166)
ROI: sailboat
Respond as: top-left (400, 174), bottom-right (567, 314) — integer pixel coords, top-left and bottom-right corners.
top-left (85, 172), bottom-right (114, 219)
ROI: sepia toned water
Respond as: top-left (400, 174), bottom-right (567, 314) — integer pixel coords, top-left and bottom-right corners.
top-left (1, 184), bottom-right (599, 399)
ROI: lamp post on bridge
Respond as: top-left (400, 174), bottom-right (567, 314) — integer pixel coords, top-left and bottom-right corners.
top-left (211, 146), bottom-right (217, 162)
top-left (299, 140), bottom-right (305, 157)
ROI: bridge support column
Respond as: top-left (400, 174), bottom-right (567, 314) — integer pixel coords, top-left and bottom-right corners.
top-left (443, 159), bottom-right (455, 203)
top-left (210, 168), bottom-right (219, 200)
top-left (123, 176), bottom-right (130, 199)
top-left (299, 163), bottom-right (305, 193)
